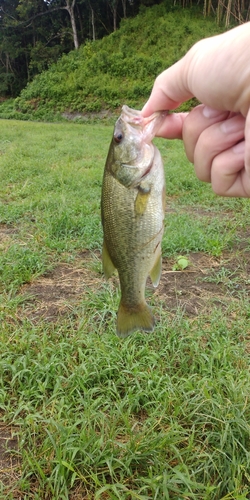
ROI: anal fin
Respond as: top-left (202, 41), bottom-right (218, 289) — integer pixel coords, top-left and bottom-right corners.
top-left (150, 253), bottom-right (162, 288)
top-left (102, 240), bottom-right (116, 279)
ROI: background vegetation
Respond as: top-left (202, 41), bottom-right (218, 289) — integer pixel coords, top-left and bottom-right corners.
top-left (0, 0), bottom-right (249, 120)
top-left (0, 3), bottom-right (226, 121)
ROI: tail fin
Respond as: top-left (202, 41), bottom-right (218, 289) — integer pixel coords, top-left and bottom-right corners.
top-left (116, 301), bottom-right (155, 338)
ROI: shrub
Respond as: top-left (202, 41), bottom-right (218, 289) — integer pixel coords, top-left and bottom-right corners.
top-left (11, 5), bottom-right (225, 120)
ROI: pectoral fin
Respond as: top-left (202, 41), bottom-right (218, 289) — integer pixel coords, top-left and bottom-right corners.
top-left (149, 253), bottom-right (162, 288)
top-left (135, 187), bottom-right (151, 216)
top-left (102, 240), bottom-right (116, 279)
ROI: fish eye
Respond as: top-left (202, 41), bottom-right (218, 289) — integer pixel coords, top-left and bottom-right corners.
top-left (114, 132), bottom-right (123, 144)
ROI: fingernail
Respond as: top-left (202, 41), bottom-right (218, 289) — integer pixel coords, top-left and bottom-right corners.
top-left (233, 141), bottom-right (245, 154)
top-left (203, 106), bottom-right (224, 118)
top-left (220, 117), bottom-right (244, 134)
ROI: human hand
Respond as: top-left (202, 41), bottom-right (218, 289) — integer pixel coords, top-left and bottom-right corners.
top-left (142, 22), bottom-right (250, 197)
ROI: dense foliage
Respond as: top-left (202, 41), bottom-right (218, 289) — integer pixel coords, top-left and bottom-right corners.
top-left (0, 0), bottom-right (249, 99)
top-left (7, 5), bottom-right (226, 120)
top-left (0, 0), bottom-right (159, 96)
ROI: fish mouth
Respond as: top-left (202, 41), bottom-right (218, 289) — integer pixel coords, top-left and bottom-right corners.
top-left (117, 105), bottom-right (165, 188)
top-left (121, 105), bottom-right (168, 142)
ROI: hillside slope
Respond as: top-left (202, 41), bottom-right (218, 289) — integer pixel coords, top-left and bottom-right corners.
top-left (14, 4), bottom-right (225, 120)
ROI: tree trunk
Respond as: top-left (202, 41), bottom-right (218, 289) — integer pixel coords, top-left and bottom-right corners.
top-left (90, 4), bottom-right (96, 40)
top-left (225, 0), bottom-right (232, 26)
top-left (109, 0), bottom-right (118, 31)
top-left (65, 0), bottom-right (79, 49)
top-left (121, 0), bottom-right (127, 18)
top-left (216, 0), bottom-right (223, 24)
top-left (113, 3), bottom-right (117, 31)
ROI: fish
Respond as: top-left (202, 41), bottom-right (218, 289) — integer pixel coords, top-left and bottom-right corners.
top-left (101, 105), bottom-right (166, 338)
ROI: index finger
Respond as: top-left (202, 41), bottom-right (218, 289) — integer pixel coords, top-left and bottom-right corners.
top-left (142, 61), bottom-right (194, 117)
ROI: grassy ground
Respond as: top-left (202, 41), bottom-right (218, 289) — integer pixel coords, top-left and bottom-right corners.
top-left (1, 119), bottom-right (250, 499)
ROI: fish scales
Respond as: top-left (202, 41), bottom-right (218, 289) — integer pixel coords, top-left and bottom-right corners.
top-left (101, 105), bottom-right (166, 338)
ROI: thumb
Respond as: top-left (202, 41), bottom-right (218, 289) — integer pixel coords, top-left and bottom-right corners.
top-left (142, 58), bottom-right (194, 117)
top-left (245, 106), bottom-right (250, 177)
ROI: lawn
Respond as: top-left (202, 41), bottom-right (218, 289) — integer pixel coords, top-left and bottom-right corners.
top-left (0, 118), bottom-right (250, 499)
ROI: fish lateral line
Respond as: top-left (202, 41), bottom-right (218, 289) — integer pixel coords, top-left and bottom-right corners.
top-left (132, 224), bottom-right (164, 251)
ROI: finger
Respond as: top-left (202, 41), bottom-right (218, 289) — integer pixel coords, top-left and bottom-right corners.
top-left (193, 114), bottom-right (245, 183)
top-left (182, 105), bottom-right (230, 162)
top-left (142, 60), bottom-right (193, 117)
top-left (154, 112), bottom-right (188, 140)
top-left (245, 106), bottom-right (250, 177)
top-left (210, 141), bottom-right (250, 197)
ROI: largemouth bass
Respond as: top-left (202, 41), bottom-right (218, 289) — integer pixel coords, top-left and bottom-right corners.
top-left (101, 105), bottom-right (166, 338)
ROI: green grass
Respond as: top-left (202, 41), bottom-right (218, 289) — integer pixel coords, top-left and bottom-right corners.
top-left (1, 119), bottom-right (250, 499)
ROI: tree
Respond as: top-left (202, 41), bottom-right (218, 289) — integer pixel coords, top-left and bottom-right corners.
top-left (0, 0), bottom-right (249, 98)
top-left (59, 0), bottom-right (79, 48)
top-left (108, 0), bottom-right (118, 31)
top-left (0, 0), bottom-right (70, 94)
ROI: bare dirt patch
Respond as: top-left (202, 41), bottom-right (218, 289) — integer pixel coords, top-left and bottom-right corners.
top-left (61, 109), bottom-right (118, 122)
top-left (18, 248), bottom-right (250, 323)
top-left (20, 251), bottom-right (102, 322)
top-left (0, 421), bottom-right (20, 493)
top-left (0, 224), bottom-right (18, 246)
top-left (157, 251), bottom-right (250, 315)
